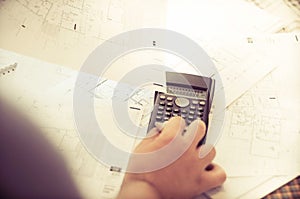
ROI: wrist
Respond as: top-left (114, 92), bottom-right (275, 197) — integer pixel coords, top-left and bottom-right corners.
top-left (117, 180), bottom-right (162, 199)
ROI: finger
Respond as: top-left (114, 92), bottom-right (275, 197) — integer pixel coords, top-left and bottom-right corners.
top-left (198, 144), bottom-right (215, 159)
top-left (154, 121), bottom-right (167, 132)
top-left (184, 119), bottom-right (206, 150)
top-left (139, 127), bottom-right (159, 145)
top-left (196, 145), bottom-right (216, 170)
top-left (146, 127), bottom-right (160, 139)
top-left (199, 163), bottom-right (227, 189)
top-left (134, 127), bottom-right (160, 153)
top-left (156, 116), bottom-right (185, 144)
top-left (138, 117), bottom-right (185, 151)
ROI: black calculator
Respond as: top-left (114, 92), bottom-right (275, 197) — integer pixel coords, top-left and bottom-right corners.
top-left (147, 72), bottom-right (215, 146)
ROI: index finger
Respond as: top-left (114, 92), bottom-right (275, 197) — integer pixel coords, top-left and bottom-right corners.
top-left (156, 116), bottom-right (186, 145)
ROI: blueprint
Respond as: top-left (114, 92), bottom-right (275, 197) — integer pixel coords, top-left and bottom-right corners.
top-left (0, 49), bottom-right (126, 198)
top-left (1, 0), bottom-right (300, 198)
top-left (216, 72), bottom-right (300, 177)
top-left (0, 0), bottom-right (167, 69)
top-left (1, 33), bottom-right (299, 199)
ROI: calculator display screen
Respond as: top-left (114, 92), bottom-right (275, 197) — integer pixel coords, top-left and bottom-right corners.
top-left (167, 86), bottom-right (207, 100)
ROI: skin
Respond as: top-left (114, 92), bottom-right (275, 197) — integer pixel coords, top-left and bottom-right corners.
top-left (117, 117), bottom-right (226, 199)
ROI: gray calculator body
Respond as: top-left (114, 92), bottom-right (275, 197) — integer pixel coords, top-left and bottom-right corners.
top-left (147, 72), bottom-right (215, 146)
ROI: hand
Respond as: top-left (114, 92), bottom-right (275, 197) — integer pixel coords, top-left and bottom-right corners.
top-left (117, 117), bottom-right (226, 199)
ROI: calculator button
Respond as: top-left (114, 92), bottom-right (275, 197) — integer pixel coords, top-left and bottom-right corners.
top-left (167, 102), bottom-right (173, 107)
top-left (198, 107), bottom-right (204, 112)
top-left (166, 107), bottom-right (172, 112)
top-left (181, 114), bottom-right (186, 119)
top-left (159, 101), bottom-right (165, 106)
top-left (167, 96), bottom-right (173, 101)
top-left (199, 101), bottom-right (206, 106)
top-left (182, 109), bottom-right (187, 114)
top-left (160, 95), bottom-right (166, 100)
top-left (190, 106), bottom-right (196, 110)
top-left (192, 100), bottom-right (198, 105)
top-left (189, 111), bottom-right (195, 115)
top-left (165, 112), bottom-right (171, 117)
top-left (164, 117), bottom-right (170, 121)
top-left (157, 111), bottom-right (163, 115)
top-left (158, 106), bottom-right (164, 110)
top-left (175, 97), bottom-right (190, 108)
top-left (197, 112), bottom-right (203, 117)
top-left (156, 116), bottom-right (162, 121)
top-left (188, 115), bottom-right (194, 120)
top-left (173, 108), bottom-right (180, 113)
top-left (172, 113), bottom-right (178, 117)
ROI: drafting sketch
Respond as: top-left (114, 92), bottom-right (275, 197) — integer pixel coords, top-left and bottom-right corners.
top-left (1, 32), bottom-right (300, 197)
top-left (42, 127), bottom-right (124, 199)
top-left (0, 52), bottom-right (126, 199)
top-left (215, 72), bottom-right (300, 177)
top-left (0, 0), bottom-right (167, 69)
top-left (0, 0), bottom-right (299, 199)
top-left (198, 36), bottom-right (278, 107)
top-left (245, 0), bottom-right (300, 32)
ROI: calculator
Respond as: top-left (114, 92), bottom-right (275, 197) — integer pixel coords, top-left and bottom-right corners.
top-left (147, 72), bottom-right (215, 146)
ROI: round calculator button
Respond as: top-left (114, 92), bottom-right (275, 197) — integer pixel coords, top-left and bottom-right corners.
top-left (159, 101), bottom-right (165, 106)
top-left (199, 101), bottom-right (206, 106)
top-left (189, 111), bottom-right (195, 115)
top-left (182, 109), bottom-right (187, 114)
top-left (190, 106), bottom-right (196, 110)
top-left (198, 107), bottom-right (204, 112)
top-left (164, 117), bottom-right (170, 121)
top-left (160, 95), bottom-right (166, 100)
top-left (167, 96), bottom-right (173, 101)
top-left (173, 108), bottom-right (180, 113)
top-left (192, 100), bottom-right (198, 105)
top-left (166, 107), bottom-right (172, 112)
top-left (158, 106), bottom-right (164, 110)
top-left (197, 112), bottom-right (203, 117)
top-left (157, 111), bottom-right (163, 115)
top-left (167, 102), bottom-right (173, 107)
top-left (156, 116), bottom-right (162, 121)
top-left (188, 115), bottom-right (194, 120)
top-left (175, 97), bottom-right (190, 108)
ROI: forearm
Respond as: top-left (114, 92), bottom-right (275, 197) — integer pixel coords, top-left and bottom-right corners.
top-left (116, 180), bottom-right (162, 199)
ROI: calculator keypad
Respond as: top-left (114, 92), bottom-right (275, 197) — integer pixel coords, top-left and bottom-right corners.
top-left (148, 92), bottom-right (208, 128)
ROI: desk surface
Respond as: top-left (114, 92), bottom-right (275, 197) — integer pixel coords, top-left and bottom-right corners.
top-left (263, 176), bottom-right (300, 199)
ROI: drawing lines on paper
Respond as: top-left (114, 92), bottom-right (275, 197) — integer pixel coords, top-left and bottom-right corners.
top-left (226, 74), bottom-right (282, 159)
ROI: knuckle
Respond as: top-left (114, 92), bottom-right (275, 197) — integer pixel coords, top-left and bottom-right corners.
top-left (210, 147), bottom-right (216, 159)
top-left (198, 120), bottom-right (206, 132)
top-left (217, 168), bottom-right (227, 185)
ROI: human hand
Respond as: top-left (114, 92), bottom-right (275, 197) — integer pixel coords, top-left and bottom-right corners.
top-left (117, 117), bottom-right (226, 199)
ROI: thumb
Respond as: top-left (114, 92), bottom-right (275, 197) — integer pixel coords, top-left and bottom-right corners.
top-left (200, 163), bottom-right (227, 189)
top-left (184, 119), bottom-right (206, 150)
